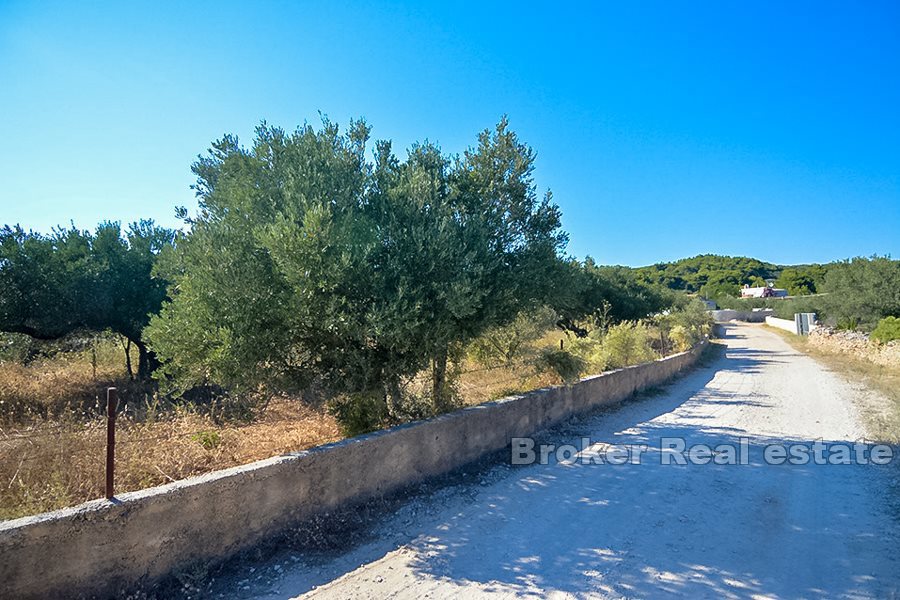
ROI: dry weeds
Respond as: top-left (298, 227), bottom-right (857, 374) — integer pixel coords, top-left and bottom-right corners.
top-left (0, 325), bottom-right (632, 520)
top-left (0, 399), bottom-right (343, 520)
top-left (0, 335), bottom-right (563, 520)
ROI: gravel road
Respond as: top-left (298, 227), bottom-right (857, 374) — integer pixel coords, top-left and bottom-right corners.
top-left (216, 323), bottom-right (900, 599)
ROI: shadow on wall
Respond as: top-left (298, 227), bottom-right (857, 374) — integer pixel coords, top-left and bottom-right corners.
top-left (264, 334), bottom-right (899, 599)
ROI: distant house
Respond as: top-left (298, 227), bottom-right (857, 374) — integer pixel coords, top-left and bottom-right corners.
top-left (740, 285), bottom-right (788, 299)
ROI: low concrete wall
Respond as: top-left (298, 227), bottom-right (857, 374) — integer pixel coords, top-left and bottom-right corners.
top-left (711, 309), bottom-right (774, 323)
top-left (765, 316), bottom-right (799, 334)
top-left (0, 342), bottom-right (707, 600)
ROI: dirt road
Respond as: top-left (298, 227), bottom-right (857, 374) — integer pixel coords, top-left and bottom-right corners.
top-left (218, 324), bottom-right (900, 599)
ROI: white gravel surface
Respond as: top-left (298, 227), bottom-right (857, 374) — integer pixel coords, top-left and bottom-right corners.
top-left (214, 323), bottom-right (900, 599)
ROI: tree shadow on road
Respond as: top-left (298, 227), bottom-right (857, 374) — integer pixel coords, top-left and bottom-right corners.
top-left (392, 333), bottom-right (900, 599)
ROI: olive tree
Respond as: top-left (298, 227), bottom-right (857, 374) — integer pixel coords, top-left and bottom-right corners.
top-left (0, 220), bottom-right (174, 378)
top-left (145, 117), bottom-right (567, 419)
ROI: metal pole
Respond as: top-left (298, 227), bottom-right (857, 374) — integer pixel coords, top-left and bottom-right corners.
top-left (106, 387), bottom-right (118, 499)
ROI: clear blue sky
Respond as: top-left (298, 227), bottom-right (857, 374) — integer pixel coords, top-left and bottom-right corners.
top-left (1, 1), bottom-right (898, 266)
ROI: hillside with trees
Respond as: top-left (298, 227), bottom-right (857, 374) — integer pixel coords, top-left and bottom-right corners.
top-left (633, 254), bottom-right (779, 297)
top-left (633, 254), bottom-right (830, 299)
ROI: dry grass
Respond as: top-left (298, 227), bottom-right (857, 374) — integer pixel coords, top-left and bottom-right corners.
top-left (0, 327), bottom-right (629, 520)
top-left (0, 333), bottom-right (564, 520)
top-left (0, 341), bottom-right (344, 521)
top-left (764, 325), bottom-right (900, 443)
top-left (0, 343), bottom-right (131, 423)
top-left (457, 363), bottom-right (561, 405)
top-left (0, 399), bottom-right (342, 520)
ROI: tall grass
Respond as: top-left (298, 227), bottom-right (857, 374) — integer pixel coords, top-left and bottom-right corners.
top-left (1, 304), bottom-right (711, 520)
top-left (0, 327), bottom-right (570, 519)
top-left (0, 336), bottom-right (343, 520)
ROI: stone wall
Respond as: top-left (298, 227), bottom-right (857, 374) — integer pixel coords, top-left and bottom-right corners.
top-left (808, 327), bottom-right (900, 368)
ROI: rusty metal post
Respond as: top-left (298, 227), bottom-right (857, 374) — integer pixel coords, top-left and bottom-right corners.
top-left (105, 387), bottom-right (118, 499)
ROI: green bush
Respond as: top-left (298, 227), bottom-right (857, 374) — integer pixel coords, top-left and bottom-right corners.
top-left (190, 430), bottom-right (222, 450)
top-left (660, 299), bottom-right (712, 350)
top-left (326, 391), bottom-right (389, 437)
top-left (821, 256), bottom-right (900, 330)
top-left (871, 316), bottom-right (900, 344)
top-left (0, 333), bottom-right (38, 364)
top-left (599, 321), bottom-right (657, 370)
top-left (534, 349), bottom-right (586, 383)
top-left (468, 307), bottom-right (558, 367)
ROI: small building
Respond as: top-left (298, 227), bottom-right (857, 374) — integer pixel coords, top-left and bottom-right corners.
top-left (740, 285), bottom-right (788, 299)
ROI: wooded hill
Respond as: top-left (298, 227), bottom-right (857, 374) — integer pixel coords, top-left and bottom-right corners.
top-left (632, 254), bottom-right (828, 298)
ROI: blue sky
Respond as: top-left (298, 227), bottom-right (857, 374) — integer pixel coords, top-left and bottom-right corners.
top-left (1, 1), bottom-right (898, 266)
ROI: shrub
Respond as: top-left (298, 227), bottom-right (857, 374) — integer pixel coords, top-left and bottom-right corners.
top-left (326, 391), bottom-right (389, 437)
top-left (190, 430), bottom-right (222, 450)
top-left (533, 349), bottom-right (586, 383)
top-left (668, 325), bottom-right (691, 352)
top-left (656, 299), bottom-right (713, 353)
top-left (871, 316), bottom-right (900, 344)
top-left (0, 333), bottom-right (39, 364)
top-left (821, 256), bottom-right (900, 330)
top-left (468, 307), bottom-right (559, 367)
top-left (600, 321), bottom-right (657, 370)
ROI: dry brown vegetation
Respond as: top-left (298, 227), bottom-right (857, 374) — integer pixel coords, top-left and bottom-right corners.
top-left (1, 316), bottom-right (709, 521)
top-left (0, 397), bottom-right (344, 521)
top-left (0, 340), bottom-right (343, 520)
top-left (1, 331), bottom-right (574, 520)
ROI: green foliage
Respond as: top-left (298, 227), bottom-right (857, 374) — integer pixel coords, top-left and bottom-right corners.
top-left (635, 255), bottom-right (831, 302)
top-left (774, 265), bottom-right (827, 295)
top-left (698, 281), bottom-right (740, 300)
top-left (716, 257), bottom-right (900, 330)
top-left (0, 333), bottom-right (38, 364)
top-left (467, 306), bottom-right (558, 367)
top-left (145, 117), bottom-right (566, 419)
top-left (634, 254), bottom-right (778, 294)
top-left (871, 316), bottom-right (900, 344)
top-left (572, 321), bottom-right (657, 372)
top-left (533, 348), bottom-right (586, 383)
top-left (820, 256), bottom-right (900, 330)
top-left (326, 391), bottom-right (390, 437)
top-left (0, 221), bottom-right (174, 378)
top-left (659, 299), bottom-right (713, 352)
top-left (600, 321), bottom-right (657, 369)
top-left (667, 325), bottom-right (691, 352)
top-left (552, 258), bottom-right (672, 332)
top-left (190, 430), bottom-right (222, 450)
top-left (568, 301), bottom-right (709, 373)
